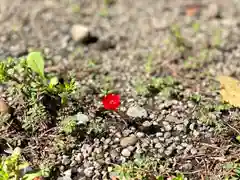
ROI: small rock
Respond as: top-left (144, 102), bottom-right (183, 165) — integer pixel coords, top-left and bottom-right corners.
top-left (62, 155), bottom-right (71, 165)
top-left (136, 132), bottom-right (145, 138)
top-left (155, 143), bottom-right (163, 149)
top-left (120, 136), bottom-right (138, 147)
top-left (76, 113), bottom-right (89, 125)
top-left (77, 167), bottom-right (84, 175)
top-left (176, 124), bottom-right (184, 132)
top-left (127, 146), bottom-right (135, 152)
top-left (70, 24), bottom-right (90, 42)
top-left (127, 106), bottom-right (147, 118)
top-left (205, 3), bottom-right (220, 19)
top-left (164, 149), bottom-right (173, 156)
top-left (165, 115), bottom-right (181, 124)
top-left (164, 132), bottom-right (171, 139)
top-left (70, 160), bottom-right (77, 167)
top-left (189, 123), bottom-right (196, 131)
top-left (121, 148), bottom-right (131, 157)
top-left (156, 132), bottom-right (163, 137)
top-left (191, 148), bottom-right (198, 155)
top-left (182, 163), bottom-right (193, 170)
top-left (0, 100), bottom-right (10, 114)
top-left (75, 153), bottom-right (83, 162)
top-left (64, 169), bottom-right (72, 177)
top-left (57, 177), bottom-right (72, 180)
top-left (84, 167), bottom-right (94, 177)
top-left (81, 144), bottom-right (93, 158)
top-left (193, 130), bottom-right (200, 137)
top-left (163, 121), bottom-right (172, 131)
top-left (142, 121), bottom-right (152, 127)
top-left (49, 154), bottom-right (57, 159)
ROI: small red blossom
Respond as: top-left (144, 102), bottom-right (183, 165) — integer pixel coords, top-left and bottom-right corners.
top-left (102, 93), bottom-right (120, 111)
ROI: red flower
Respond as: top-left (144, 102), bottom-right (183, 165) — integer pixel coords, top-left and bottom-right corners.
top-left (102, 93), bottom-right (120, 111)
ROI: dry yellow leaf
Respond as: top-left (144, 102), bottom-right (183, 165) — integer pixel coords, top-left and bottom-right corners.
top-left (217, 75), bottom-right (240, 107)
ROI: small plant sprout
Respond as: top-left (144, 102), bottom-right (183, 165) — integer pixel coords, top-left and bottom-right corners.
top-left (0, 147), bottom-right (49, 180)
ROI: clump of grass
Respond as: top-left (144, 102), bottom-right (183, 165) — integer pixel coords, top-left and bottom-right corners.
top-left (224, 162), bottom-right (240, 180)
top-left (0, 147), bottom-right (50, 180)
top-left (109, 155), bottom-right (185, 180)
top-left (0, 52), bottom-right (77, 133)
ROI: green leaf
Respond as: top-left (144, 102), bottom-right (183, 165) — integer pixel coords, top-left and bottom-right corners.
top-left (27, 52), bottom-right (45, 78)
top-left (236, 136), bottom-right (240, 142)
top-left (49, 77), bottom-right (59, 89)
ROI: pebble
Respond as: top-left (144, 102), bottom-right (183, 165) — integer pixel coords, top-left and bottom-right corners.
top-left (0, 100), bottom-right (10, 114)
top-left (191, 148), bottom-right (198, 155)
top-left (165, 115), bottom-right (181, 124)
top-left (155, 143), bottom-right (163, 149)
top-left (76, 113), bottom-right (89, 125)
top-left (120, 136), bottom-right (138, 147)
top-left (70, 24), bottom-right (90, 42)
top-left (121, 148), bottom-right (131, 157)
top-left (142, 120), bottom-right (152, 127)
top-left (189, 123), bottom-right (196, 131)
top-left (57, 177), bottom-right (72, 180)
top-left (63, 169), bottom-right (72, 177)
top-left (156, 132), bottom-right (163, 137)
top-left (84, 167), bottom-right (95, 177)
top-left (126, 106), bottom-right (147, 118)
top-left (62, 155), bottom-right (71, 165)
top-left (193, 130), bottom-right (200, 137)
top-left (163, 121), bottom-right (172, 131)
top-left (136, 132), bottom-right (145, 138)
top-left (75, 153), bottom-right (83, 162)
top-left (164, 132), bottom-right (171, 139)
top-left (176, 124), bottom-right (184, 132)
top-left (81, 144), bottom-right (93, 158)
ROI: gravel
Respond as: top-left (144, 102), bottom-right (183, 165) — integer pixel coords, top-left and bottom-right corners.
top-left (120, 135), bottom-right (138, 147)
top-left (121, 148), bottom-right (132, 157)
top-left (126, 106), bottom-right (147, 118)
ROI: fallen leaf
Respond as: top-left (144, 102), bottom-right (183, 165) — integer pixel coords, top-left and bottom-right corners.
top-left (217, 76), bottom-right (240, 107)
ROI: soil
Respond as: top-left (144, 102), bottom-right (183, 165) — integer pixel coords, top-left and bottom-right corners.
top-left (1, 0), bottom-right (240, 180)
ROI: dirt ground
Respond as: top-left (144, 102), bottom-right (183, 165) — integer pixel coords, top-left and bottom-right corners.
top-left (1, 0), bottom-right (240, 179)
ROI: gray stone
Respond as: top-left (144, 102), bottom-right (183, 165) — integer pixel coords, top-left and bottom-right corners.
top-left (163, 121), bottom-right (172, 131)
top-left (176, 124), bottom-right (184, 132)
top-left (156, 132), bottom-right (163, 137)
top-left (193, 130), bottom-right (200, 137)
top-left (122, 129), bottom-right (132, 136)
top-left (121, 148), bottom-right (131, 157)
top-left (64, 169), bottom-right (72, 177)
top-left (127, 146), bottom-right (135, 152)
top-left (62, 155), bottom-right (71, 165)
top-left (189, 123), bottom-right (196, 131)
top-left (136, 132), bottom-right (145, 138)
top-left (127, 106), bottom-right (147, 118)
top-left (84, 167), bottom-right (94, 177)
top-left (164, 149), bottom-right (173, 156)
top-left (76, 113), bottom-right (89, 125)
top-left (57, 177), bottom-right (72, 180)
top-left (77, 167), bottom-right (84, 174)
top-left (191, 148), bottom-right (198, 155)
top-left (165, 115), bottom-right (181, 124)
top-left (142, 121), bottom-right (152, 127)
top-left (75, 153), bottom-right (83, 162)
top-left (70, 160), bottom-right (77, 167)
top-left (110, 150), bottom-right (119, 161)
top-left (81, 144), bottom-right (93, 158)
top-left (164, 132), bottom-right (171, 139)
top-left (120, 136), bottom-right (138, 147)
top-left (155, 143), bottom-right (163, 149)
top-left (70, 24), bottom-right (90, 42)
